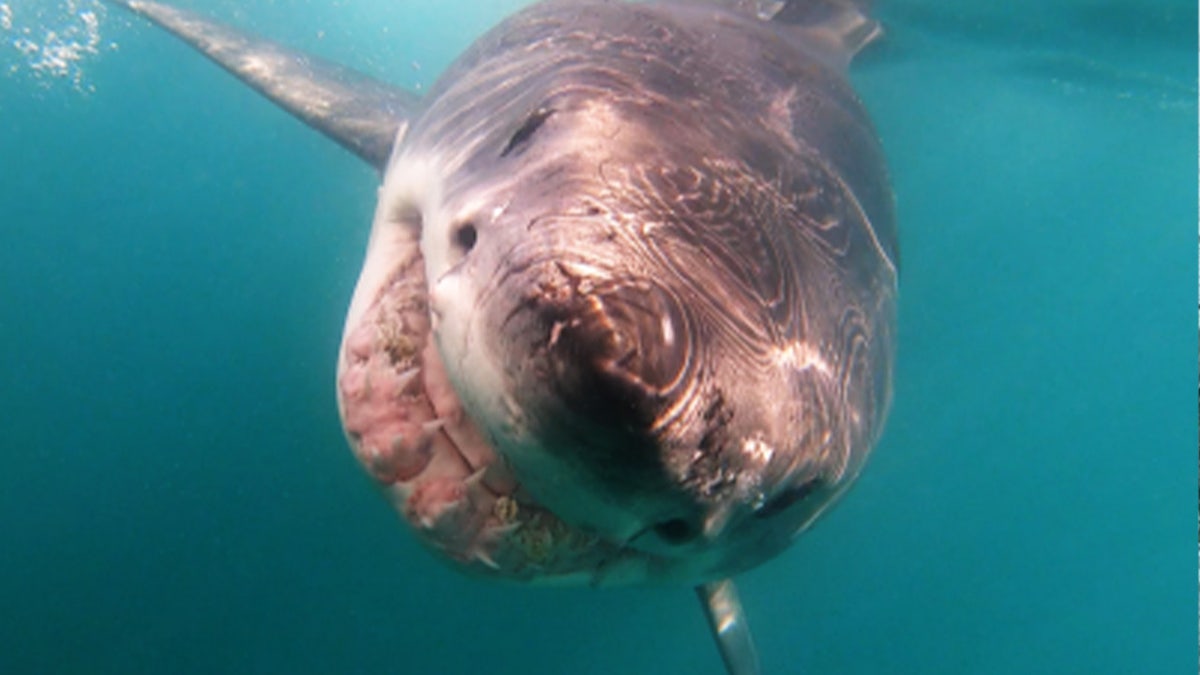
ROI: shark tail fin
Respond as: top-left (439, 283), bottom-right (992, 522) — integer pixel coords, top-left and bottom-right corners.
top-left (107, 0), bottom-right (417, 169)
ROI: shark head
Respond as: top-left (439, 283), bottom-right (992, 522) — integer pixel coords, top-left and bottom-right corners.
top-left (337, 2), bottom-right (896, 585)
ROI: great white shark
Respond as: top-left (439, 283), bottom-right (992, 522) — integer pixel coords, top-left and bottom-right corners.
top-left (107, 1), bottom-right (898, 673)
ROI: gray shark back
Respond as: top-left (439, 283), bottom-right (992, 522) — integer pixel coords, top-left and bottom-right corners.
top-left (419, 1), bottom-right (895, 258)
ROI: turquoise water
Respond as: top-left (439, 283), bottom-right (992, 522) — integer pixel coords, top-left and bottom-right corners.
top-left (1, 1), bottom-right (1194, 673)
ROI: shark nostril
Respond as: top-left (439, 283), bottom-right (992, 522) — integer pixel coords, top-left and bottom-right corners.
top-left (391, 202), bottom-right (423, 233)
top-left (454, 222), bottom-right (477, 253)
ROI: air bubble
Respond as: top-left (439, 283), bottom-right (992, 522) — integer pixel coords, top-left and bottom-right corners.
top-left (1, 0), bottom-right (111, 93)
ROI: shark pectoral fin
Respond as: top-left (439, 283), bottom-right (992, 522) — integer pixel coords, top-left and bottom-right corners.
top-left (697, 579), bottom-right (763, 675)
top-left (107, 0), bottom-right (418, 170)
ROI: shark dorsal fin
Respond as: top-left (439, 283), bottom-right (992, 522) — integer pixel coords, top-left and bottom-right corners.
top-left (771, 0), bottom-right (882, 69)
top-left (109, 0), bottom-right (418, 169)
top-left (670, 0), bottom-right (882, 70)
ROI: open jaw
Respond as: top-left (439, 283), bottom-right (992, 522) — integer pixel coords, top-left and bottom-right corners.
top-left (334, 231), bottom-right (658, 586)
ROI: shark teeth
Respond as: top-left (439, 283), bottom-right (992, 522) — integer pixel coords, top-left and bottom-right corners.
top-left (463, 465), bottom-right (487, 488)
top-left (395, 366), bottom-right (421, 393)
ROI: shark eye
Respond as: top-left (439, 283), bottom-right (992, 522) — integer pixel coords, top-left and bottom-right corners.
top-left (500, 107), bottom-right (555, 158)
top-left (755, 478), bottom-right (824, 519)
top-left (453, 222), bottom-right (477, 253)
top-left (654, 517), bottom-right (698, 545)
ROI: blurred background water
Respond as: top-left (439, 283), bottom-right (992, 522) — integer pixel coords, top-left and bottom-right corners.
top-left (0, 1), bottom-right (1195, 673)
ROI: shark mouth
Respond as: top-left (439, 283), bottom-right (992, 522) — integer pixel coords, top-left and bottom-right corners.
top-left (335, 245), bottom-right (646, 585)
